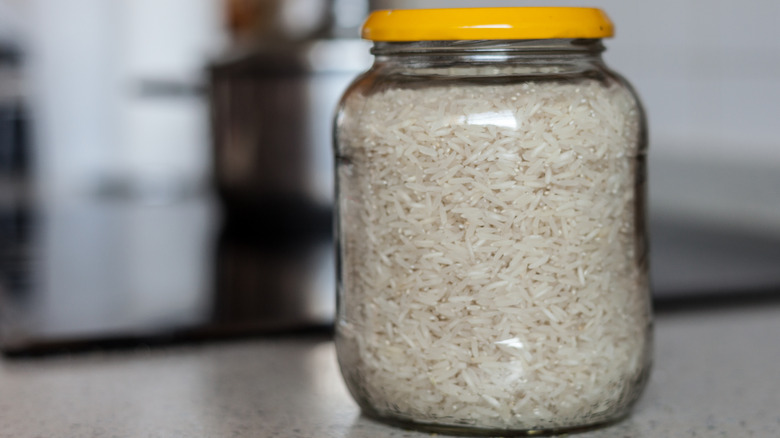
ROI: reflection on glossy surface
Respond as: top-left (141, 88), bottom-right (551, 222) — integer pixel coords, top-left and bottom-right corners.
top-left (214, 201), bottom-right (334, 330)
top-left (465, 110), bottom-right (518, 129)
top-left (650, 217), bottom-right (780, 296)
top-left (0, 193), bottom-right (334, 355)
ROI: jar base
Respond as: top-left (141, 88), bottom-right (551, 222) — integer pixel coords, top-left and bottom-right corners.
top-left (360, 409), bottom-right (631, 437)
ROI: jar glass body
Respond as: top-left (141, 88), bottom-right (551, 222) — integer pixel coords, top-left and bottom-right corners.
top-left (334, 39), bottom-right (652, 436)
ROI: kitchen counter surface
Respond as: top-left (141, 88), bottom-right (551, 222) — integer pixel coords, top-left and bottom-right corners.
top-left (1, 304), bottom-right (779, 438)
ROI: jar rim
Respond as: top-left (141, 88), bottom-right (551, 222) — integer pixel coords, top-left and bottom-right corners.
top-left (362, 7), bottom-right (614, 42)
top-left (370, 39), bottom-right (606, 58)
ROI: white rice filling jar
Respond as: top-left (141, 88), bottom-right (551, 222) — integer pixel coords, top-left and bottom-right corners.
top-left (334, 7), bottom-right (652, 436)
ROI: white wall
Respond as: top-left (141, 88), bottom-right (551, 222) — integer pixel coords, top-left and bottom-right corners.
top-left (26, 0), bottom-right (121, 195)
top-left (26, 0), bottom-right (226, 197)
top-left (0, 0), bottom-right (26, 46)
top-left (115, 0), bottom-right (226, 194)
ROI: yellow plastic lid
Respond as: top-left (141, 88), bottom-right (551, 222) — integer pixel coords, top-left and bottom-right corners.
top-left (362, 7), bottom-right (614, 42)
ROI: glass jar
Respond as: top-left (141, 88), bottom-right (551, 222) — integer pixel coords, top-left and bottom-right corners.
top-left (334, 7), bottom-right (652, 436)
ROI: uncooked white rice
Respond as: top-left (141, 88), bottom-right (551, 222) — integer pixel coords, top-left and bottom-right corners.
top-left (335, 78), bottom-right (651, 430)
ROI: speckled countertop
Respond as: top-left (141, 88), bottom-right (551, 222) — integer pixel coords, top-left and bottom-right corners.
top-left (1, 304), bottom-right (779, 438)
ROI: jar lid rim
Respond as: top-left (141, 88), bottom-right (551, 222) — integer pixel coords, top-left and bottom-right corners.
top-left (362, 7), bottom-right (614, 42)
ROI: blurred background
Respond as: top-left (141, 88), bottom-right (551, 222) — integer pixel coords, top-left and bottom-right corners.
top-left (1, 0), bottom-right (779, 354)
